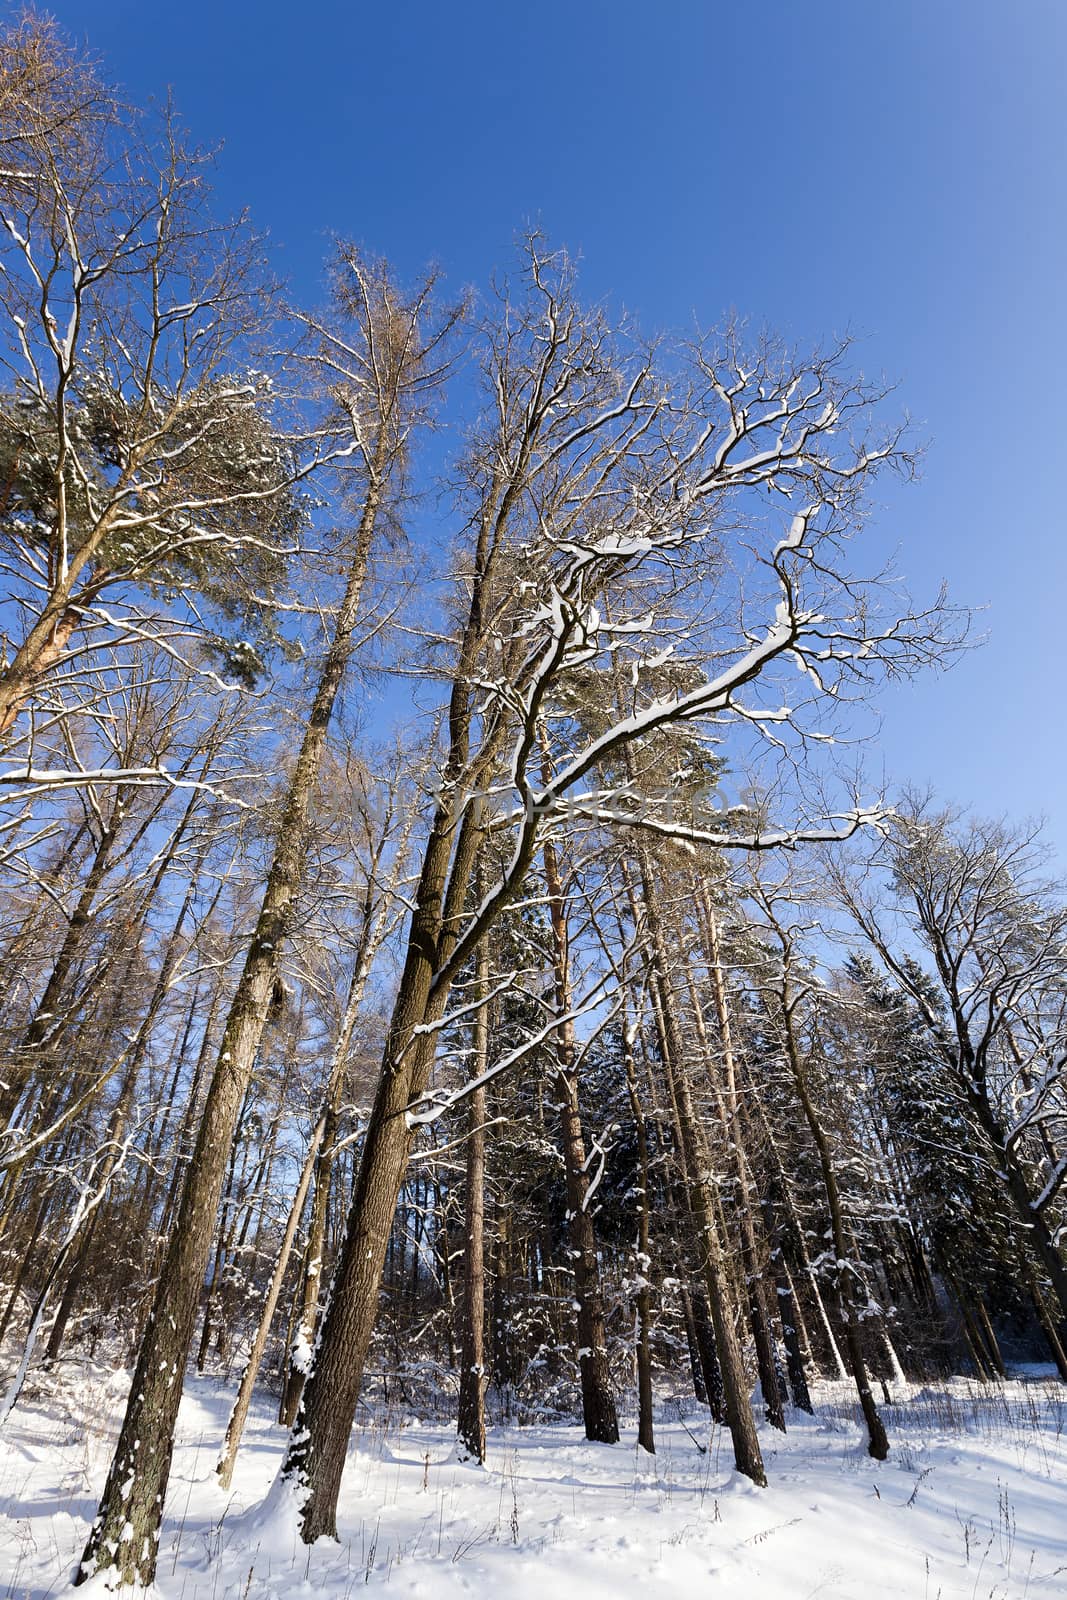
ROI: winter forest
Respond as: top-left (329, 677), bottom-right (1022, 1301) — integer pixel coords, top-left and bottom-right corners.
top-left (2, 13), bottom-right (1067, 1599)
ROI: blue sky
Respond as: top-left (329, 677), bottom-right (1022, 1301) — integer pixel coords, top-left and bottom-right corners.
top-left (50, 0), bottom-right (1067, 856)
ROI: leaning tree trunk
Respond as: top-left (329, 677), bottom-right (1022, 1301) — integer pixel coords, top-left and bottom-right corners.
top-left (76, 466), bottom-right (388, 1590)
top-left (753, 1091), bottom-right (849, 1385)
top-left (622, 868), bottom-right (728, 1425)
top-left (972, 1090), bottom-right (1067, 1354)
top-left (279, 962), bottom-right (440, 1539)
top-left (668, 1047), bottom-right (767, 1482)
top-left (44, 869), bottom-right (203, 1366)
top-left (278, 776), bottom-right (486, 1542)
top-left (278, 948), bottom-right (379, 1427)
top-left (0, 787), bottom-right (126, 1135)
top-left (638, 912), bottom-right (727, 1423)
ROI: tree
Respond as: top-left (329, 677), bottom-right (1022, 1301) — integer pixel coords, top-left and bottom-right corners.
top-left (278, 241), bottom-right (951, 1542)
top-left (76, 251), bottom-right (461, 1589)
top-left (835, 803), bottom-right (1067, 1352)
top-left (0, 16), bottom-right (321, 757)
top-left (745, 873), bottom-right (890, 1458)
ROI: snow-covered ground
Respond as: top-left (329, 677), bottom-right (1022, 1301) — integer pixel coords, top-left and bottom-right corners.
top-left (1, 1368), bottom-right (1064, 1597)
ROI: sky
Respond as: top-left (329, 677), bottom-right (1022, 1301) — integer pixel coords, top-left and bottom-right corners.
top-left (44, 0), bottom-right (1067, 858)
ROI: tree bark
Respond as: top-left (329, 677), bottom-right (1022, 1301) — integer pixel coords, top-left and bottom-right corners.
top-left (456, 931), bottom-right (490, 1463)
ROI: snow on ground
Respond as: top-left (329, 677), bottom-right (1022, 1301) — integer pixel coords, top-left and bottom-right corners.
top-left (1, 1368), bottom-right (1065, 1598)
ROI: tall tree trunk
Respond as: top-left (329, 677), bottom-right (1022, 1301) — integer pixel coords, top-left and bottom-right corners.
top-left (44, 874), bottom-right (203, 1365)
top-left (973, 1092), bottom-right (1067, 1349)
top-left (642, 956), bottom-right (727, 1422)
top-left (636, 853), bottom-right (766, 1485)
top-left (539, 751), bottom-right (618, 1444)
top-left (771, 1256), bottom-right (814, 1413)
top-left (278, 953), bottom-right (376, 1426)
top-left (1024, 1263), bottom-right (1067, 1380)
top-left (456, 931), bottom-right (490, 1463)
top-left (156, 983), bottom-right (225, 1241)
top-left (974, 1299), bottom-right (1006, 1380)
top-left (76, 464), bottom-right (388, 1589)
top-left (216, 1121), bottom-right (321, 1488)
top-left (197, 1073), bottom-right (256, 1374)
top-left (0, 790), bottom-right (126, 1134)
top-left (778, 987), bottom-right (889, 1459)
top-left (279, 782), bottom-right (485, 1542)
top-left (680, 1286), bottom-right (708, 1405)
top-left (688, 922), bottom-right (787, 1433)
top-left (621, 1000), bottom-right (655, 1454)
top-left (554, 1068), bottom-right (620, 1442)
top-left (752, 1093), bottom-right (848, 1383)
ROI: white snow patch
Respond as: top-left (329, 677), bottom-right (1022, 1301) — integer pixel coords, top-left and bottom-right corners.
top-left (0, 1368), bottom-right (1065, 1597)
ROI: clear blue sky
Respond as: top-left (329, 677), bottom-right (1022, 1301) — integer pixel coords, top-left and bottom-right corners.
top-left (48, 0), bottom-right (1067, 857)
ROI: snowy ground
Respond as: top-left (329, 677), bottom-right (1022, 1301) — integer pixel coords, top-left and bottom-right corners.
top-left (1, 1368), bottom-right (1065, 1598)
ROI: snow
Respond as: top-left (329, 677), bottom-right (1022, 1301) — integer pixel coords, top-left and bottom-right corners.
top-left (1, 1368), bottom-right (1065, 1597)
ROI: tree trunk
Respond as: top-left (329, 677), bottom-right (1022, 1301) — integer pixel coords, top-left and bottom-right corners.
top-left (637, 854), bottom-right (765, 1483)
top-left (772, 1257), bottom-right (814, 1413)
top-left (680, 1286), bottom-right (708, 1405)
top-left (216, 1119), bottom-right (321, 1488)
top-left (621, 1000), bottom-right (655, 1455)
top-left (688, 924), bottom-right (786, 1433)
top-left (278, 955), bottom-right (375, 1426)
top-left (456, 932), bottom-right (490, 1463)
top-left (539, 753), bottom-right (618, 1445)
top-left (279, 777), bottom-right (484, 1542)
top-left (555, 1068), bottom-right (620, 1443)
top-left (779, 990), bottom-right (889, 1460)
top-left (1, 793), bottom-right (129, 1122)
top-left (76, 471), bottom-right (387, 1589)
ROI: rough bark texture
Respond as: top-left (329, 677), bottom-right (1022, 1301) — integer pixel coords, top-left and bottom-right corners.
top-left (0, 603), bottom-right (79, 739)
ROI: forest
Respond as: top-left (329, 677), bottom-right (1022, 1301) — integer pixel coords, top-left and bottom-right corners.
top-left (1, 14), bottom-right (1065, 1599)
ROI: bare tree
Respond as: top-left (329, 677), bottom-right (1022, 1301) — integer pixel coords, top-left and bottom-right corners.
top-left (277, 240), bottom-right (952, 1543)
